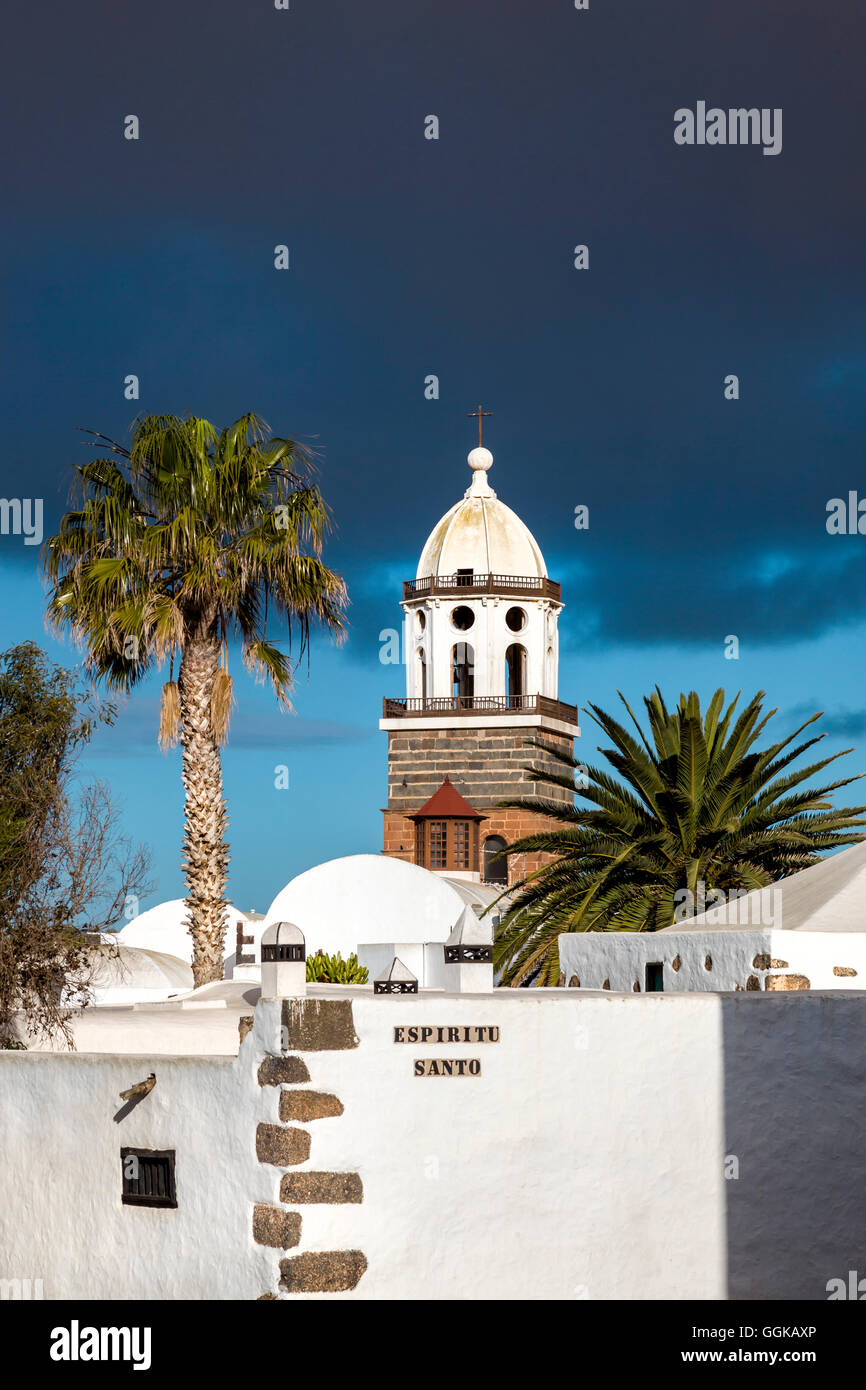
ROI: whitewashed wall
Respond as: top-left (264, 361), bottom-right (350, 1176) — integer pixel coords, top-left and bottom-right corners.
top-left (559, 929), bottom-right (866, 994)
top-left (3, 989), bottom-right (866, 1300)
top-left (357, 942), bottom-right (447, 989)
top-left (0, 1045), bottom-right (276, 1300)
top-left (268, 992), bottom-right (726, 1299)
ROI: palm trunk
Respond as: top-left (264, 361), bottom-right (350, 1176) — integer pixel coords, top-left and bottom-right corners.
top-left (178, 632), bottom-right (229, 987)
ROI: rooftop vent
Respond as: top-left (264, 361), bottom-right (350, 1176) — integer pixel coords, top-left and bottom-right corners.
top-left (374, 957), bottom-right (418, 995)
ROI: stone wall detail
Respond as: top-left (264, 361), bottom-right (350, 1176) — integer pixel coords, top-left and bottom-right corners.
top-left (280, 1172), bottom-right (363, 1204)
top-left (252, 998), bottom-right (365, 1297)
top-left (383, 724), bottom-right (575, 883)
top-left (258, 1055), bottom-right (310, 1086)
top-left (281, 998), bottom-right (360, 1053)
top-left (385, 725), bottom-right (574, 816)
top-left (279, 1090), bottom-right (344, 1122)
top-left (253, 1205), bottom-right (301, 1250)
top-left (279, 1251), bottom-right (368, 1294)
top-left (256, 1124), bottom-right (311, 1167)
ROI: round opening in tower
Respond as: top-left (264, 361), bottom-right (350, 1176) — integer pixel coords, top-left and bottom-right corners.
top-left (505, 606), bottom-right (527, 632)
top-left (415, 610), bottom-right (426, 633)
top-left (451, 605), bottom-right (475, 631)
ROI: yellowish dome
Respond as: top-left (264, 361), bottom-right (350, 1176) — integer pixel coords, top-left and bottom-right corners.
top-left (416, 449), bottom-right (547, 580)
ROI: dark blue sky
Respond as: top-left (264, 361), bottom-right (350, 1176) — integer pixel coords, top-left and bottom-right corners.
top-left (2, 0), bottom-right (865, 913)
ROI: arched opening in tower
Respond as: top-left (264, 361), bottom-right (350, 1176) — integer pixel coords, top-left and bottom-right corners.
top-left (483, 834), bottom-right (509, 885)
top-left (452, 642), bottom-right (475, 701)
top-left (417, 649), bottom-right (427, 701)
top-left (505, 643), bottom-right (527, 702)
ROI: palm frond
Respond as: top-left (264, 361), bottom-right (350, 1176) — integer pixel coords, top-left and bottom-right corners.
top-left (494, 688), bottom-right (866, 985)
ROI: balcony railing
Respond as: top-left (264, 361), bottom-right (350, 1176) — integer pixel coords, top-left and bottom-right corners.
top-left (382, 694), bottom-right (579, 724)
top-left (403, 573), bottom-right (561, 602)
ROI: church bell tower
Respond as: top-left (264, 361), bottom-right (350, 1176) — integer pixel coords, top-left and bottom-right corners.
top-left (380, 413), bottom-right (580, 887)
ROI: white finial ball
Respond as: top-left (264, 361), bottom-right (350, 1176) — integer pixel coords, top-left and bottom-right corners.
top-left (467, 447), bottom-right (493, 472)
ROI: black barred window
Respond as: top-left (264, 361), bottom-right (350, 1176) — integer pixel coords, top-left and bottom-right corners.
top-left (121, 1148), bottom-right (177, 1208)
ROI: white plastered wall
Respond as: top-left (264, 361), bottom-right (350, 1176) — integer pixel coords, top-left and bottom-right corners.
top-left (558, 929), bottom-right (866, 993)
top-left (254, 993), bottom-right (728, 1301)
top-left (0, 1040), bottom-right (277, 1300)
top-left (5, 988), bottom-right (866, 1300)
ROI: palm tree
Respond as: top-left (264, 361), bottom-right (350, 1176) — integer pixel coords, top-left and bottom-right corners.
top-left (495, 688), bottom-right (866, 986)
top-left (43, 413), bottom-right (346, 986)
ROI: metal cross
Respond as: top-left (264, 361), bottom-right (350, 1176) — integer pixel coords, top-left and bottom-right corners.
top-left (467, 405), bottom-right (492, 447)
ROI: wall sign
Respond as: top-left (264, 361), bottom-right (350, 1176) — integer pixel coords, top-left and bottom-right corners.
top-left (393, 1025), bottom-right (500, 1043)
top-left (414, 1058), bottom-right (481, 1077)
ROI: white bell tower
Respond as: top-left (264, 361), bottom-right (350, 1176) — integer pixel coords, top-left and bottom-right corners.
top-left (380, 411), bottom-right (579, 886)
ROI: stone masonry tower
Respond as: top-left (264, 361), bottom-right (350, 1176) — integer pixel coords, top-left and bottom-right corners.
top-left (380, 420), bottom-right (580, 887)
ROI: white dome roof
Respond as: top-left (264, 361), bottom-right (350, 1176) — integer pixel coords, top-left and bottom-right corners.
top-left (264, 854), bottom-right (469, 954)
top-left (416, 448), bottom-right (547, 581)
top-left (117, 898), bottom-right (258, 964)
top-left (88, 943), bottom-right (194, 1002)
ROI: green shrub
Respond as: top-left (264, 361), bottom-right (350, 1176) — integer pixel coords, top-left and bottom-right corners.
top-left (305, 950), bottom-right (369, 984)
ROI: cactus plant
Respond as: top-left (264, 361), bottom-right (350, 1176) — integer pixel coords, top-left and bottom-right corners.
top-left (305, 950), bottom-right (369, 984)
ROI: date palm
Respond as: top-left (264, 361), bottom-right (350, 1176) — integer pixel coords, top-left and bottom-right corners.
top-left (495, 688), bottom-right (866, 986)
top-left (43, 413), bottom-right (346, 986)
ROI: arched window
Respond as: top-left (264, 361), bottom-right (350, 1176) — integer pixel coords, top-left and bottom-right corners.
top-left (483, 835), bottom-right (508, 885)
top-left (417, 649), bottom-right (427, 701)
top-left (505, 643), bottom-right (527, 701)
top-left (452, 642), bottom-right (474, 701)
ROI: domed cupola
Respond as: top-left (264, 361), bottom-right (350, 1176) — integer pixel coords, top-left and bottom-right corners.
top-left (391, 418), bottom-right (573, 709)
top-left (416, 447), bottom-right (548, 583)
